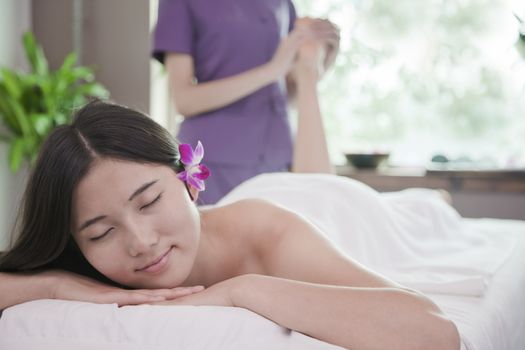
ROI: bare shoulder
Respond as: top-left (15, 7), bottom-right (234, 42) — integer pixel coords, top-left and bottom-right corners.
top-left (208, 198), bottom-right (398, 288)
top-left (218, 198), bottom-right (291, 232)
top-left (215, 198), bottom-right (288, 218)
top-left (230, 200), bottom-right (400, 289)
top-left (202, 198), bottom-right (295, 276)
top-left (212, 198), bottom-right (294, 251)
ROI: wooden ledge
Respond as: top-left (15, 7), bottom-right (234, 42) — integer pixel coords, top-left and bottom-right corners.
top-left (335, 166), bottom-right (525, 193)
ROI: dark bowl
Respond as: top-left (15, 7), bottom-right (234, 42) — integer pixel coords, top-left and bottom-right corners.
top-left (344, 153), bottom-right (390, 169)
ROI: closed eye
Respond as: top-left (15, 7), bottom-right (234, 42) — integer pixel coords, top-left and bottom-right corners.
top-left (140, 192), bottom-right (163, 210)
top-left (89, 193), bottom-right (163, 242)
top-left (90, 228), bottom-right (113, 241)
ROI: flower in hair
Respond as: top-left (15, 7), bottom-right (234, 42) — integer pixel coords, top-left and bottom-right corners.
top-left (176, 141), bottom-right (210, 191)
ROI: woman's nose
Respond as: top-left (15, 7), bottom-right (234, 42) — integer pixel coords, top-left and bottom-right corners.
top-left (126, 222), bottom-right (159, 257)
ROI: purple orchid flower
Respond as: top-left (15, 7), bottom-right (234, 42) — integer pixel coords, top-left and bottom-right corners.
top-left (176, 141), bottom-right (210, 191)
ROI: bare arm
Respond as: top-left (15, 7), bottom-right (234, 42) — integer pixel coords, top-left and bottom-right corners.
top-left (291, 42), bottom-right (333, 174)
top-left (0, 272), bottom-right (54, 310)
top-left (0, 270), bottom-right (202, 310)
top-left (166, 54), bottom-right (276, 117)
top-left (234, 205), bottom-right (460, 350)
top-left (233, 274), bottom-right (459, 350)
top-left (286, 17), bottom-right (340, 105)
top-left (166, 29), bottom-right (308, 117)
top-left (151, 200), bottom-right (460, 349)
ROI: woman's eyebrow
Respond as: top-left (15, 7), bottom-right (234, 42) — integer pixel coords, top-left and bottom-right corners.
top-left (78, 215), bottom-right (107, 232)
top-left (78, 179), bottom-right (159, 232)
top-left (128, 179), bottom-right (159, 201)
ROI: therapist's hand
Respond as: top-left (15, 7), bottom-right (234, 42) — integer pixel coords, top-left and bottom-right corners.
top-left (295, 17), bottom-right (340, 74)
top-left (268, 27), bottom-right (313, 80)
top-left (45, 270), bottom-right (204, 306)
top-left (295, 40), bottom-right (326, 81)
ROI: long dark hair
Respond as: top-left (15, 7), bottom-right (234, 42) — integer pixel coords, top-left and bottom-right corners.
top-left (0, 101), bottom-right (184, 283)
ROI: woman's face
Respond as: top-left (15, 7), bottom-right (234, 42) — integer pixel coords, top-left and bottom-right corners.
top-left (72, 159), bottom-right (201, 289)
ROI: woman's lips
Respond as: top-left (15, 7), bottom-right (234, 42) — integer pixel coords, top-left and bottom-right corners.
top-left (136, 247), bottom-right (173, 273)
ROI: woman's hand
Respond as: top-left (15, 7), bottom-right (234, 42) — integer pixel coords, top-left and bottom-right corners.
top-left (44, 270), bottom-right (204, 306)
top-left (268, 17), bottom-right (339, 79)
top-left (311, 18), bottom-right (340, 72)
top-left (293, 17), bottom-right (340, 79)
top-left (267, 27), bottom-right (313, 80)
top-left (150, 275), bottom-right (249, 307)
top-left (296, 40), bottom-right (326, 81)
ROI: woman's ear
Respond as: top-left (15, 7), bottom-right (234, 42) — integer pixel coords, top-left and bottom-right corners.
top-left (188, 185), bottom-right (200, 202)
top-left (184, 182), bottom-right (200, 202)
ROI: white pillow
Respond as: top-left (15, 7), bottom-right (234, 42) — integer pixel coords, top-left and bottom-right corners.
top-left (0, 299), bottom-right (342, 350)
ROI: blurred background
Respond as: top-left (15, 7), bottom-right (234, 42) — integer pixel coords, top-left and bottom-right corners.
top-left (1, 0), bottom-right (525, 249)
top-left (293, 0), bottom-right (525, 168)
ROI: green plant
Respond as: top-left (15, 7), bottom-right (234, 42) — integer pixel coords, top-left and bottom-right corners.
top-left (0, 32), bottom-right (109, 172)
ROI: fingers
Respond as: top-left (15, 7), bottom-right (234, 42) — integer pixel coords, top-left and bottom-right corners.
top-left (313, 19), bottom-right (340, 34)
top-left (137, 286), bottom-right (205, 299)
top-left (167, 286), bottom-right (205, 298)
top-left (296, 17), bottom-right (340, 33)
top-left (123, 293), bottom-right (166, 306)
top-left (99, 291), bottom-right (167, 306)
top-left (294, 17), bottom-right (340, 44)
top-left (148, 297), bottom-right (190, 306)
top-left (322, 37), bottom-right (340, 51)
top-left (99, 286), bottom-right (205, 306)
top-left (294, 18), bottom-right (340, 73)
top-left (134, 286), bottom-right (205, 302)
top-left (141, 286), bottom-right (206, 306)
top-left (289, 28), bottom-right (315, 47)
top-left (272, 24), bottom-right (331, 78)
top-left (311, 26), bottom-right (340, 41)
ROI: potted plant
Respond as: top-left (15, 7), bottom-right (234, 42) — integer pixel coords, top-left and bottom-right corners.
top-left (0, 32), bottom-right (109, 172)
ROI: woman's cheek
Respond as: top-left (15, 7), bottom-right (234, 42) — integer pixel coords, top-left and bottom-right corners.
top-left (85, 244), bottom-right (125, 278)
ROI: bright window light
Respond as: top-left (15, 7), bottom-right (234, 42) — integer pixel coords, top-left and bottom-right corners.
top-left (294, 0), bottom-right (525, 168)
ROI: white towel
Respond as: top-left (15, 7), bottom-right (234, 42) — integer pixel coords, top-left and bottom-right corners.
top-left (218, 173), bottom-right (515, 297)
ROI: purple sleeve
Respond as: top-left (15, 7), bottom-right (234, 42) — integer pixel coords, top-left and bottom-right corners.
top-left (288, 0), bottom-right (297, 32)
top-left (152, 0), bottom-right (194, 64)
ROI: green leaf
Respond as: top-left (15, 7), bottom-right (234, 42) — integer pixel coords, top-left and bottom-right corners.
top-left (0, 31), bottom-right (109, 172)
top-left (39, 79), bottom-right (57, 114)
top-left (55, 53), bottom-right (79, 96)
top-left (0, 68), bottom-right (22, 99)
top-left (24, 135), bottom-right (38, 158)
top-left (8, 138), bottom-right (25, 172)
top-left (23, 32), bottom-right (49, 76)
top-left (78, 82), bottom-right (109, 98)
top-left (0, 90), bottom-right (23, 135)
top-left (53, 112), bottom-right (68, 125)
top-left (4, 98), bottom-right (32, 137)
top-left (30, 113), bottom-right (52, 136)
top-left (69, 66), bottom-right (94, 82)
top-left (59, 52), bottom-right (77, 72)
top-left (53, 75), bottom-right (69, 101)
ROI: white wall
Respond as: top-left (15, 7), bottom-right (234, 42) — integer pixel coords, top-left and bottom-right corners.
top-left (0, 0), bottom-right (31, 250)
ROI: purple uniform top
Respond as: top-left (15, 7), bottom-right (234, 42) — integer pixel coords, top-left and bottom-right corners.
top-left (153, 0), bottom-right (296, 167)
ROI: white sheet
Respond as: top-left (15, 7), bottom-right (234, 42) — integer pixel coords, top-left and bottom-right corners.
top-left (1, 173), bottom-right (523, 350)
top-left (0, 301), bottom-right (342, 350)
top-left (430, 219), bottom-right (525, 350)
top-left (219, 173), bottom-right (516, 297)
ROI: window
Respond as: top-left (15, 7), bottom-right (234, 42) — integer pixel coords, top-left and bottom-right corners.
top-left (294, 0), bottom-right (525, 168)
